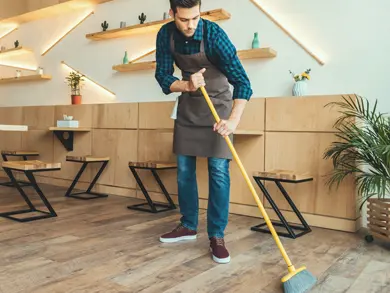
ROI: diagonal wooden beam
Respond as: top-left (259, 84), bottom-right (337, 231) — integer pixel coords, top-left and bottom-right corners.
top-left (249, 0), bottom-right (325, 65)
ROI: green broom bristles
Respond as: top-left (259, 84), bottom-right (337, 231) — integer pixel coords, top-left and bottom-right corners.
top-left (283, 269), bottom-right (317, 293)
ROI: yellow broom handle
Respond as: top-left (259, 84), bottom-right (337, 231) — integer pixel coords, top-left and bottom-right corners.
top-left (200, 86), bottom-right (295, 270)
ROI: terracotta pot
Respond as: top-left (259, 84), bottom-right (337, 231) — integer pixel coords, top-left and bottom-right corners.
top-left (71, 95), bottom-right (82, 105)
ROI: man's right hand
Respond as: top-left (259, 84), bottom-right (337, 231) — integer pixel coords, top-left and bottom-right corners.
top-left (187, 68), bottom-right (206, 91)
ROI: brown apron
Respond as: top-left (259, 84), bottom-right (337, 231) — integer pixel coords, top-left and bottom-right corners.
top-left (171, 31), bottom-right (233, 160)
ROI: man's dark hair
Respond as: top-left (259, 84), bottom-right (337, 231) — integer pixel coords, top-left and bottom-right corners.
top-left (170, 0), bottom-right (201, 13)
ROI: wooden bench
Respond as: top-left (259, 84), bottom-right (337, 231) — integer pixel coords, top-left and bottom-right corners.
top-left (251, 169), bottom-right (313, 239)
top-left (65, 155), bottom-right (110, 200)
top-left (0, 160), bottom-right (61, 222)
top-left (0, 150), bottom-right (39, 187)
top-left (128, 161), bottom-right (177, 213)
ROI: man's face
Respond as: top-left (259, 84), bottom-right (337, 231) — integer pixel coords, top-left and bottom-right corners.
top-left (170, 5), bottom-right (201, 38)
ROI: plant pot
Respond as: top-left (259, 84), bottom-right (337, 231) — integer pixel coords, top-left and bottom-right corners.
top-left (71, 95), bottom-right (82, 105)
top-left (292, 80), bottom-right (308, 96)
top-left (365, 198), bottom-right (390, 242)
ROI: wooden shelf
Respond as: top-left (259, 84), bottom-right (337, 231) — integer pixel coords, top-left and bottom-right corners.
top-left (0, 75), bottom-right (52, 84)
top-left (0, 47), bottom-right (33, 57)
top-left (0, 0), bottom-right (113, 25)
top-left (238, 47), bottom-right (277, 59)
top-left (86, 8), bottom-right (231, 40)
top-left (234, 130), bottom-right (263, 136)
top-left (113, 48), bottom-right (277, 72)
top-left (49, 127), bottom-right (91, 132)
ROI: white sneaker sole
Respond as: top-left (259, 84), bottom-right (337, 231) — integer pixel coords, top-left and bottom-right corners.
top-left (159, 235), bottom-right (197, 243)
top-left (210, 248), bottom-right (231, 264)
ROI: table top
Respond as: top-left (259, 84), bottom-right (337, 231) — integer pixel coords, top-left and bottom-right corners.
top-left (0, 124), bottom-right (28, 131)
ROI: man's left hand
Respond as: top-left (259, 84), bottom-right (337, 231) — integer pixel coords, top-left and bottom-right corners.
top-left (213, 118), bottom-right (239, 137)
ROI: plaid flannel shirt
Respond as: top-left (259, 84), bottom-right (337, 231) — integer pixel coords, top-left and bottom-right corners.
top-left (155, 18), bottom-right (253, 100)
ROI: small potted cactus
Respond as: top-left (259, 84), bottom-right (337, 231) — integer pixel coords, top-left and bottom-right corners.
top-left (139, 13), bottom-right (146, 24)
top-left (14, 40), bottom-right (19, 48)
top-left (101, 21), bottom-right (109, 31)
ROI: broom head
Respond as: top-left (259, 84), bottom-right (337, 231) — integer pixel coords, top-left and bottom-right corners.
top-left (282, 266), bottom-right (316, 293)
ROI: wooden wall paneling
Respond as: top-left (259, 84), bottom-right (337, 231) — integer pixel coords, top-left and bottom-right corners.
top-left (22, 106), bottom-right (55, 130)
top-left (54, 105), bottom-right (93, 128)
top-left (138, 101), bottom-right (175, 129)
top-left (93, 103), bottom-right (138, 129)
top-left (91, 129), bottom-right (138, 190)
top-left (264, 132), bottom-right (357, 219)
top-left (265, 95), bottom-right (352, 132)
top-left (0, 107), bottom-right (23, 125)
top-left (136, 130), bottom-right (177, 200)
top-left (236, 98), bottom-right (265, 131)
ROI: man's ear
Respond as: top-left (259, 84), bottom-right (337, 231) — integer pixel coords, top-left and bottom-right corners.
top-left (169, 8), bottom-right (174, 18)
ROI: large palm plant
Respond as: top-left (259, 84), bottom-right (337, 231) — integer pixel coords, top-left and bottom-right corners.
top-left (323, 94), bottom-right (390, 210)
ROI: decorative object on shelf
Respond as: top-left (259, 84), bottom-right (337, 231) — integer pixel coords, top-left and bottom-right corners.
top-left (163, 12), bottom-right (170, 20)
top-left (252, 32), bottom-right (260, 48)
top-left (65, 71), bottom-right (84, 105)
top-left (120, 21), bottom-right (126, 28)
top-left (15, 70), bottom-right (21, 78)
top-left (323, 94), bottom-right (390, 243)
top-left (1, 46), bottom-right (5, 51)
top-left (37, 67), bottom-right (44, 75)
top-left (289, 68), bottom-right (311, 96)
top-left (138, 13), bottom-right (147, 24)
top-left (57, 115), bottom-right (79, 128)
top-left (101, 21), bottom-right (109, 31)
top-left (14, 40), bottom-right (19, 48)
top-left (123, 51), bottom-right (129, 64)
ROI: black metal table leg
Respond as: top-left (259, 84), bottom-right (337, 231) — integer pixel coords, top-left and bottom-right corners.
top-left (65, 161), bottom-right (109, 200)
top-left (127, 166), bottom-right (177, 213)
top-left (251, 177), bottom-right (312, 239)
top-left (0, 169), bottom-right (57, 222)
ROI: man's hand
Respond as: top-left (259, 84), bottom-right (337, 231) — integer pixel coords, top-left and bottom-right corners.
top-left (187, 68), bottom-right (206, 91)
top-left (213, 118), bottom-right (240, 137)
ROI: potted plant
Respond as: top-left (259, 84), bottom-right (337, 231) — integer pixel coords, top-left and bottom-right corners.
top-left (66, 71), bottom-right (84, 105)
top-left (323, 94), bottom-right (390, 242)
top-left (289, 68), bottom-right (311, 96)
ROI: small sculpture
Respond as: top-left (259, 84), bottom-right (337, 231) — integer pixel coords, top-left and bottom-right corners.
top-left (120, 21), bottom-right (126, 28)
top-left (14, 40), bottom-right (19, 48)
top-left (163, 12), bottom-right (170, 20)
top-left (101, 21), bottom-right (109, 31)
top-left (139, 13), bottom-right (146, 24)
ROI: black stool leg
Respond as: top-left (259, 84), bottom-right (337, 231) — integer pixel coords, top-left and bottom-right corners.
top-left (251, 178), bottom-right (297, 238)
top-left (65, 162), bottom-right (109, 200)
top-left (0, 154), bottom-right (33, 188)
top-left (0, 169), bottom-right (57, 222)
top-left (127, 167), bottom-right (176, 213)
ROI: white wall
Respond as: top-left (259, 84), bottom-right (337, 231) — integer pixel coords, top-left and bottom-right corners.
top-left (0, 0), bottom-right (389, 226)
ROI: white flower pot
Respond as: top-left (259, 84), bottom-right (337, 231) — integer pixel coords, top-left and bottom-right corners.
top-left (292, 80), bottom-right (308, 96)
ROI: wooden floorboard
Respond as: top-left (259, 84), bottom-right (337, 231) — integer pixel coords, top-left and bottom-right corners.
top-left (0, 181), bottom-right (389, 293)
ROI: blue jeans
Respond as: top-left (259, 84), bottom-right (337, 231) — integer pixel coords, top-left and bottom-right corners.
top-left (177, 154), bottom-right (230, 238)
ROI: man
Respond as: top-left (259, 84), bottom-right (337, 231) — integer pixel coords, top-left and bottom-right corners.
top-left (155, 0), bottom-right (252, 264)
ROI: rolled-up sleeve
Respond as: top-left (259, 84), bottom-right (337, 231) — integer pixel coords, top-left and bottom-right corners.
top-left (213, 29), bottom-right (253, 100)
top-left (155, 26), bottom-right (179, 95)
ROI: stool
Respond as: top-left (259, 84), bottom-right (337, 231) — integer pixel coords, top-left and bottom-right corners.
top-left (0, 150), bottom-right (39, 187)
top-left (0, 160), bottom-right (61, 222)
top-left (251, 169), bottom-right (313, 239)
top-left (65, 155), bottom-right (109, 200)
top-left (128, 161), bottom-right (177, 213)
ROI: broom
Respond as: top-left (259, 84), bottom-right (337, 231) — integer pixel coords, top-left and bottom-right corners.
top-left (200, 86), bottom-right (317, 293)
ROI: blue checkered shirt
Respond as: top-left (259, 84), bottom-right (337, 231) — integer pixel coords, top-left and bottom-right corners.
top-left (155, 18), bottom-right (253, 100)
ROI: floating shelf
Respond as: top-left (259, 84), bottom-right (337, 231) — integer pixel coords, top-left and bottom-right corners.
top-left (238, 47), bottom-right (277, 59)
top-left (113, 48), bottom-right (277, 72)
top-left (49, 127), bottom-right (91, 151)
top-left (0, 0), bottom-right (113, 25)
top-left (86, 8), bottom-right (231, 41)
top-left (0, 47), bottom-right (34, 57)
top-left (0, 75), bottom-right (52, 84)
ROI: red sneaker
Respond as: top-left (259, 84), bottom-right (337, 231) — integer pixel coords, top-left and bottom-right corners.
top-left (159, 224), bottom-right (197, 243)
top-left (210, 237), bottom-right (230, 264)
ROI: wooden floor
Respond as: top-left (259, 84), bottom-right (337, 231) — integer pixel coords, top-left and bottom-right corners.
top-left (0, 182), bottom-right (389, 293)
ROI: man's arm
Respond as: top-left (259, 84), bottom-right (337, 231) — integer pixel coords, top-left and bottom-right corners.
top-left (211, 27), bottom-right (253, 137)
